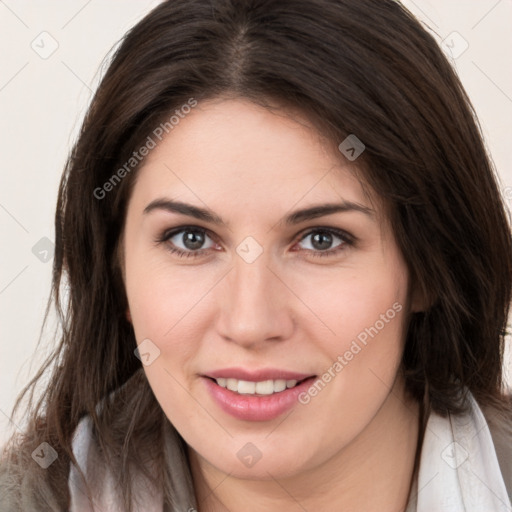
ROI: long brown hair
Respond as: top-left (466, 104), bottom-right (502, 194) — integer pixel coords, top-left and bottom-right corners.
top-left (2, 0), bottom-right (511, 510)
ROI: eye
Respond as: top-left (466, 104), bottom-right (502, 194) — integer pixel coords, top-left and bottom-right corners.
top-left (294, 228), bottom-right (353, 257)
top-left (156, 226), bottom-right (354, 259)
top-left (157, 227), bottom-right (218, 258)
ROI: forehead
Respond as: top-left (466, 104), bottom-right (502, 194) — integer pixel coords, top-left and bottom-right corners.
top-left (130, 98), bottom-right (378, 219)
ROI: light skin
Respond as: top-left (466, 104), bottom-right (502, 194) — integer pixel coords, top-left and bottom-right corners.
top-left (122, 97), bottom-right (423, 511)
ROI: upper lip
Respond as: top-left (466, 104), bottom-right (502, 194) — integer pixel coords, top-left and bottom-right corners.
top-left (203, 367), bottom-right (316, 382)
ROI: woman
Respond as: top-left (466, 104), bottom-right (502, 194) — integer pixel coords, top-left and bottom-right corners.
top-left (1, 0), bottom-right (511, 510)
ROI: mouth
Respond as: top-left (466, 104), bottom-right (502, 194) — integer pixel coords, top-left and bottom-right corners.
top-left (201, 369), bottom-right (318, 421)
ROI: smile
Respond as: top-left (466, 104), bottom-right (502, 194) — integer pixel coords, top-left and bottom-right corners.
top-left (202, 372), bottom-right (317, 421)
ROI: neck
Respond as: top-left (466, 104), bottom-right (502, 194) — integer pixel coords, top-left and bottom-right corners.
top-left (189, 380), bottom-right (420, 512)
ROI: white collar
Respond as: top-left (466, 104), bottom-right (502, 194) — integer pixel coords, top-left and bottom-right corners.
top-left (407, 392), bottom-right (511, 511)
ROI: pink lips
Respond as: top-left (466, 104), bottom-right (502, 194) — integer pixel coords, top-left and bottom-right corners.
top-left (201, 367), bottom-right (316, 422)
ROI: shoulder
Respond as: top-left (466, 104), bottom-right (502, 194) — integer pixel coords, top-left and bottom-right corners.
top-left (0, 450), bottom-right (21, 512)
top-left (68, 414), bottom-right (165, 511)
top-left (480, 398), bottom-right (512, 501)
top-left (0, 441), bottom-right (63, 512)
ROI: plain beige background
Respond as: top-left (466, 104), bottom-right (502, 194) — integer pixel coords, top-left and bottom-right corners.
top-left (1, 0), bottom-right (511, 443)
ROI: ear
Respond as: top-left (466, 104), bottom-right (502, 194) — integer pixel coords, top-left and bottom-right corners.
top-left (126, 309), bottom-right (132, 323)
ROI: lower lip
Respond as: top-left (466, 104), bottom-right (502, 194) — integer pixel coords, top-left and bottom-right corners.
top-left (202, 376), bottom-right (316, 421)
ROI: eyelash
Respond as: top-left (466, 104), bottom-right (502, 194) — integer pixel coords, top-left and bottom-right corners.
top-left (155, 225), bottom-right (355, 260)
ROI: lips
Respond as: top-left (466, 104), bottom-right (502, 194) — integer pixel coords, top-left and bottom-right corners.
top-left (201, 367), bottom-right (317, 421)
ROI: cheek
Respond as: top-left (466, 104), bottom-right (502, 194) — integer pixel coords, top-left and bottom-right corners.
top-left (293, 259), bottom-right (407, 348)
top-left (124, 246), bottom-right (214, 339)
top-left (124, 250), bottom-right (219, 407)
top-left (293, 253), bottom-right (409, 412)
top-left (124, 259), bottom-right (208, 425)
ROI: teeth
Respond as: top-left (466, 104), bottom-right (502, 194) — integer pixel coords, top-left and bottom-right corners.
top-left (238, 380), bottom-right (256, 394)
top-left (215, 378), bottom-right (300, 395)
top-left (256, 380), bottom-right (276, 394)
top-left (226, 378), bottom-right (238, 392)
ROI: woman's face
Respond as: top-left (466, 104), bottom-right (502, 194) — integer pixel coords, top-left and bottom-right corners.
top-left (122, 97), bottom-right (416, 480)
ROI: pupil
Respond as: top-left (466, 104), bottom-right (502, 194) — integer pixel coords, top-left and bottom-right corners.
top-left (183, 230), bottom-right (204, 250)
top-left (312, 232), bottom-right (332, 250)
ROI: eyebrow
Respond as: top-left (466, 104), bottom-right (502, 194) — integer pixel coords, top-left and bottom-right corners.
top-left (143, 198), bottom-right (374, 225)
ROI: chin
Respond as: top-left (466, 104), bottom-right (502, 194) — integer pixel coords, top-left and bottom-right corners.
top-left (193, 435), bottom-right (317, 481)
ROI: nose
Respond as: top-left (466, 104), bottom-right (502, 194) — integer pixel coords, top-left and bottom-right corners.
top-left (214, 252), bottom-right (294, 349)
